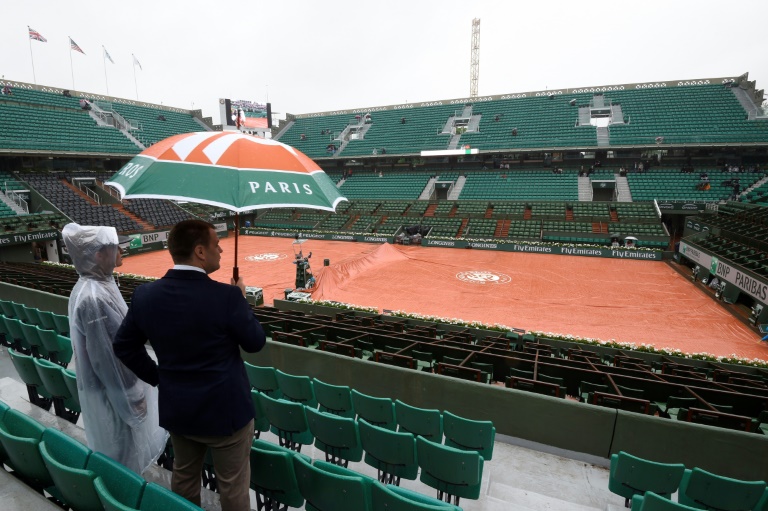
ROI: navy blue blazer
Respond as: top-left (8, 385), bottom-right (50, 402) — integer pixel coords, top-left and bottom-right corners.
top-left (113, 269), bottom-right (266, 436)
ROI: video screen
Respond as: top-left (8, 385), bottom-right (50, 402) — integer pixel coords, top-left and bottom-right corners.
top-left (221, 99), bottom-right (272, 130)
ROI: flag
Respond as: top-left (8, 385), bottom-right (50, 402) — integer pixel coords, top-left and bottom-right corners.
top-left (69, 37), bottom-right (85, 54)
top-left (28, 26), bottom-right (47, 43)
top-left (132, 54), bottom-right (142, 70)
top-left (103, 46), bottom-right (114, 64)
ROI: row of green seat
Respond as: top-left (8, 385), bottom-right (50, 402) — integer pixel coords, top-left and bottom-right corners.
top-left (609, 450), bottom-right (768, 510)
top-left (0, 400), bottom-right (202, 510)
top-left (249, 382), bottom-right (486, 506)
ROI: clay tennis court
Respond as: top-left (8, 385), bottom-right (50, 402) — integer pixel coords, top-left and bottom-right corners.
top-left (119, 235), bottom-right (768, 360)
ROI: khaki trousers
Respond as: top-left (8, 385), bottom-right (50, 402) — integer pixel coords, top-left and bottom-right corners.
top-left (170, 419), bottom-right (254, 511)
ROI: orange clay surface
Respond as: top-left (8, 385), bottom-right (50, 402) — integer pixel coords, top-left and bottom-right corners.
top-left (118, 235), bottom-right (768, 360)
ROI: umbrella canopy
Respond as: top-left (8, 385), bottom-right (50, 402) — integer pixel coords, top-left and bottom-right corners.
top-left (105, 131), bottom-right (346, 213)
top-left (105, 131), bottom-right (347, 280)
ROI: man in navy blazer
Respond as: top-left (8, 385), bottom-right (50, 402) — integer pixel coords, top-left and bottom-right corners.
top-left (114, 219), bottom-right (265, 511)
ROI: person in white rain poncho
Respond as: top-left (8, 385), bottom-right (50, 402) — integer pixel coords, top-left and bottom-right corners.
top-left (63, 223), bottom-right (167, 473)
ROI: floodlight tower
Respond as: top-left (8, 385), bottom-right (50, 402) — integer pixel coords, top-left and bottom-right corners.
top-left (470, 18), bottom-right (480, 98)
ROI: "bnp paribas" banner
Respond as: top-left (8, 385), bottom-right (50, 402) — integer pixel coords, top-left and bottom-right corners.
top-left (680, 240), bottom-right (768, 302)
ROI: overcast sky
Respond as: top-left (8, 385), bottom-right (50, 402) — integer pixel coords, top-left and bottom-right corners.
top-left (2, 0), bottom-right (766, 125)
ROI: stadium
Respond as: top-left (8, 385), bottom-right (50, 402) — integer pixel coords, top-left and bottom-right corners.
top-left (2, 9), bottom-right (768, 511)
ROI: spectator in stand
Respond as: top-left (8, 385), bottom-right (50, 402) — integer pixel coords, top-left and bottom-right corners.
top-left (80, 98), bottom-right (91, 110)
top-left (1, 84), bottom-right (12, 95)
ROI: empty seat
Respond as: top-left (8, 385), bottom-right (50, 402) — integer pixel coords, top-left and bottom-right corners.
top-left (395, 400), bottom-right (443, 441)
top-left (416, 436), bottom-right (484, 506)
top-left (677, 467), bottom-right (767, 511)
top-left (442, 410), bottom-right (495, 460)
top-left (313, 379), bottom-right (355, 418)
top-left (244, 362), bottom-right (281, 397)
top-left (306, 407), bottom-right (363, 467)
top-left (352, 390), bottom-right (396, 430)
top-left (249, 439), bottom-right (307, 511)
top-left (608, 451), bottom-right (686, 508)
top-left (257, 392), bottom-right (313, 452)
top-left (359, 418), bottom-right (418, 486)
top-left (275, 369), bottom-right (317, 407)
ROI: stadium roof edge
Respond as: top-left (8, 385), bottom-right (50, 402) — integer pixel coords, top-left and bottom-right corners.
top-left (291, 73), bottom-right (750, 119)
top-left (0, 78), bottom-right (199, 116)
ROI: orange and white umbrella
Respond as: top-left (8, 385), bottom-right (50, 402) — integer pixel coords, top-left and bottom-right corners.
top-left (106, 131), bottom-right (346, 279)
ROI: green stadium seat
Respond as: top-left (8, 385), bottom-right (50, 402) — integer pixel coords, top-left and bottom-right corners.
top-left (442, 410), bottom-right (495, 460)
top-left (257, 392), bottom-right (313, 451)
top-left (275, 369), bottom-right (317, 407)
top-left (249, 439), bottom-right (308, 511)
top-left (313, 378), bottom-right (355, 418)
top-left (0, 409), bottom-right (54, 491)
top-left (608, 451), bottom-right (686, 508)
top-left (39, 428), bottom-right (100, 511)
top-left (352, 390), bottom-right (396, 431)
top-left (631, 491), bottom-right (701, 511)
top-left (244, 362), bottom-right (281, 397)
top-left (395, 400), bottom-right (443, 441)
top-left (370, 482), bottom-right (462, 511)
top-left (8, 348), bottom-right (52, 409)
top-left (358, 417), bottom-right (418, 486)
top-left (306, 407), bottom-right (363, 467)
top-left (677, 467), bottom-right (766, 511)
top-left (33, 357), bottom-right (80, 423)
top-left (292, 455), bottom-right (370, 511)
top-left (416, 436), bottom-right (484, 505)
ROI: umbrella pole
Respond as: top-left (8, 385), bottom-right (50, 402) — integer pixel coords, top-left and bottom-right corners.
top-left (233, 212), bottom-right (239, 282)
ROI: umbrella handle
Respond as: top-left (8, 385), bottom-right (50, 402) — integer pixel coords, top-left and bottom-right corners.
top-left (232, 212), bottom-right (239, 283)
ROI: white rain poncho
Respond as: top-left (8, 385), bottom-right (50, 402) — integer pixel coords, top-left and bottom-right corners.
top-left (63, 223), bottom-right (167, 473)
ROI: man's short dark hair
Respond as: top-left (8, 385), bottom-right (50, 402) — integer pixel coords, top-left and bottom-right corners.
top-left (168, 219), bottom-right (215, 264)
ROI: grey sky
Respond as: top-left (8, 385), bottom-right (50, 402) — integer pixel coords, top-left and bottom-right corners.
top-left (3, 0), bottom-right (766, 125)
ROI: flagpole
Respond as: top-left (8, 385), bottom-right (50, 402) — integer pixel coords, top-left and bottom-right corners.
top-left (103, 47), bottom-right (109, 95)
top-left (69, 43), bottom-right (75, 89)
top-left (28, 31), bottom-right (37, 85)
top-left (132, 55), bottom-right (139, 100)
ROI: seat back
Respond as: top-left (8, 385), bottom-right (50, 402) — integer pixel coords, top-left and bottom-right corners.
top-left (0, 401), bottom-right (8, 463)
top-left (442, 410), bottom-right (495, 460)
top-left (275, 369), bottom-right (317, 407)
top-left (608, 451), bottom-right (686, 503)
top-left (395, 400), bottom-right (443, 441)
top-left (631, 491), bottom-right (702, 511)
top-left (249, 389), bottom-right (272, 434)
top-left (313, 379), bottom-right (354, 418)
top-left (416, 436), bottom-right (484, 501)
top-left (370, 482), bottom-right (462, 511)
top-left (358, 418), bottom-right (418, 482)
top-left (62, 369), bottom-right (81, 410)
top-left (0, 409), bottom-right (50, 488)
top-left (306, 407), bottom-right (363, 464)
top-left (352, 390), bottom-right (396, 431)
top-left (34, 357), bottom-right (70, 398)
top-left (9, 348), bottom-right (48, 390)
top-left (677, 467), bottom-right (767, 511)
top-left (244, 362), bottom-right (281, 397)
top-left (51, 313), bottom-right (70, 336)
top-left (37, 309), bottom-right (57, 331)
top-left (139, 482), bottom-right (205, 510)
top-left (249, 439), bottom-right (305, 508)
top-left (257, 392), bottom-right (313, 449)
top-left (292, 454), bottom-right (371, 511)
top-left (40, 428), bottom-right (100, 511)
top-left (19, 320), bottom-right (47, 358)
top-left (88, 451), bottom-right (146, 510)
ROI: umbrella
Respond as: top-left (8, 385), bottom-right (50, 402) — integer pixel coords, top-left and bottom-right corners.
top-left (105, 131), bottom-right (347, 280)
